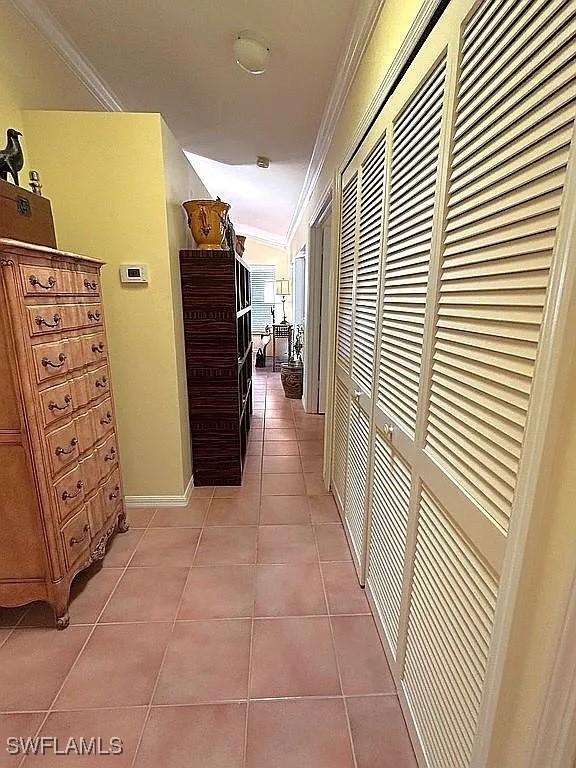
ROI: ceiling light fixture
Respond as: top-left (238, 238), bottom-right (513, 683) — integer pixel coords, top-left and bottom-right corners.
top-left (234, 31), bottom-right (270, 75)
top-left (256, 156), bottom-right (270, 168)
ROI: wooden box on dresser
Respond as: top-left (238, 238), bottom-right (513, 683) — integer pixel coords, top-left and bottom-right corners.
top-left (0, 238), bottom-right (128, 628)
top-left (180, 248), bottom-right (252, 486)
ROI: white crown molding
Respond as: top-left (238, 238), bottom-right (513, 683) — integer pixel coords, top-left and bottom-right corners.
top-left (9, 0), bottom-right (124, 112)
top-left (125, 474), bottom-right (194, 508)
top-left (285, 0), bottom-right (385, 245)
top-left (287, 0), bottom-right (444, 247)
top-left (236, 225), bottom-right (287, 250)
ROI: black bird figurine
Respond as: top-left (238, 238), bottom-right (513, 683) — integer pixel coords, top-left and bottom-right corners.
top-left (0, 129), bottom-right (24, 186)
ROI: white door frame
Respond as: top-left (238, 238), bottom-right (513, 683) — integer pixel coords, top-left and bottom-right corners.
top-left (303, 188), bottom-right (332, 414)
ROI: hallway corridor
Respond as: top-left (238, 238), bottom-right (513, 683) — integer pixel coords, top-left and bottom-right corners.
top-left (0, 370), bottom-right (416, 767)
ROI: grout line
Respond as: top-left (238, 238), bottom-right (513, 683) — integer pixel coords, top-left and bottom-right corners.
top-left (129, 528), bottom-right (204, 767)
top-left (315, 521), bottom-right (359, 768)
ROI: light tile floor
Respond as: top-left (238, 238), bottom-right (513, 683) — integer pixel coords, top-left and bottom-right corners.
top-left (0, 370), bottom-right (417, 767)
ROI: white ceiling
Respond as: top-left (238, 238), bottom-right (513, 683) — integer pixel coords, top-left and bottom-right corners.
top-left (34, 0), bottom-right (361, 241)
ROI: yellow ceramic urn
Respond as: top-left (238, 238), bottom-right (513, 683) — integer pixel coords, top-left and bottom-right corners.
top-left (183, 199), bottom-right (231, 250)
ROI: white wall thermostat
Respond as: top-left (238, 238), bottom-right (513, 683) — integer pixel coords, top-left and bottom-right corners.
top-left (120, 264), bottom-right (148, 284)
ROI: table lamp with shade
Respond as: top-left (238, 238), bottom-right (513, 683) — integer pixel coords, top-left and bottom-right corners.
top-left (275, 279), bottom-right (291, 324)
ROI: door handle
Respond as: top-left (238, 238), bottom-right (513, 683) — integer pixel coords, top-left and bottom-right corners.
top-left (353, 390), bottom-right (361, 403)
top-left (383, 423), bottom-right (394, 439)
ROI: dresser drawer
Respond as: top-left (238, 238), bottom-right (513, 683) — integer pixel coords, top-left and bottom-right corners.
top-left (94, 398), bottom-right (114, 440)
top-left (47, 421), bottom-right (79, 475)
top-left (75, 409), bottom-right (95, 456)
top-left (76, 303), bottom-right (103, 330)
top-left (83, 332), bottom-right (107, 366)
top-left (102, 470), bottom-right (122, 524)
top-left (88, 365), bottom-right (110, 401)
top-left (75, 271), bottom-right (101, 297)
top-left (20, 264), bottom-right (71, 297)
top-left (80, 449), bottom-right (100, 495)
top-left (54, 464), bottom-right (84, 522)
top-left (98, 433), bottom-right (119, 478)
top-left (32, 340), bottom-right (70, 384)
top-left (27, 303), bottom-right (103, 337)
top-left (40, 380), bottom-right (75, 427)
top-left (71, 373), bottom-right (90, 410)
top-left (61, 507), bottom-right (91, 569)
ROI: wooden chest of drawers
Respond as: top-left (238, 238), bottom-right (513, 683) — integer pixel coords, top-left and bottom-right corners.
top-left (0, 238), bottom-right (128, 628)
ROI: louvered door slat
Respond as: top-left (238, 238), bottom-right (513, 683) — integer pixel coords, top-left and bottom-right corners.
top-left (344, 401), bottom-right (370, 563)
top-left (425, 0), bottom-right (576, 532)
top-left (378, 57), bottom-right (447, 436)
top-left (352, 135), bottom-right (386, 395)
top-left (336, 175), bottom-right (357, 369)
top-left (403, 489), bottom-right (498, 768)
top-left (331, 379), bottom-right (349, 507)
top-left (367, 428), bottom-right (412, 656)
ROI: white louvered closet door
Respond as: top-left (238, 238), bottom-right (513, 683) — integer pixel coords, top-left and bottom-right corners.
top-left (332, 129), bottom-right (388, 577)
top-left (330, 0), bottom-right (576, 766)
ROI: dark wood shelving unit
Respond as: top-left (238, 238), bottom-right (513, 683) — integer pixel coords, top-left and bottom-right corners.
top-left (180, 248), bottom-right (252, 485)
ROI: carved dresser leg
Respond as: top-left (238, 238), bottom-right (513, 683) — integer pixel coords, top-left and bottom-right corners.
top-left (56, 610), bottom-right (70, 630)
top-left (117, 510), bottom-right (130, 533)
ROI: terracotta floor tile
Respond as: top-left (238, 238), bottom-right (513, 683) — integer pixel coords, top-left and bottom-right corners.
top-left (331, 615), bottom-right (395, 695)
top-left (195, 526), bottom-right (258, 565)
top-left (134, 704), bottom-right (246, 768)
top-left (126, 507), bottom-right (156, 528)
top-left (315, 524), bottom-right (352, 561)
top-left (130, 528), bottom-right (201, 567)
top-left (322, 562), bottom-right (370, 615)
top-left (243, 454), bottom-right (263, 474)
top-left (32, 707), bottom-right (148, 768)
top-left (263, 441), bottom-right (300, 456)
top-left (102, 529), bottom-right (144, 567)
top-left (178, 565), bottom-right (255, 619)
top-left (300, 454), bottom-right (324, 473)
top-left (265, 418), bottom-right (294, 429)
top-left (309, 495), bottom-right (341, 523)
top-left (247, 442), bottom-right (263, 456)
top-left (264, 428), bottom-right (298, 442)
top-left (259, 496), bottom-right (311, 525)
top-left (215, 477), bottom-right (261, 497)
top-left (189, 486), bottom-right (214, 498)
top-left (298, 440), bottom-right (324, 457)
top-left (54, 623), bottom-right (172, 709)
top-left (255, 563), bottom-right (327, 617)
top-left (250, 617), bottom-right (340, 698)
top-left (206, 497), bottom-right (260, 526)
top-left (0, 626), bottom-right (89, 711)
top-left (0, 713), bottom-right (46, 766)
top-left (0, 606), bottom-right (28, 628)
top-left (21, 566), bottom-right (122, 626)
top-left (246, 698), bottom-right (354, 768)
top-left (252, 409), bottom-right (265, 418)
top-left (265, 408), bottom-right (293, 419)
top-left (150, 502), bottom-right (209, 528)
top-left (262, 455), bottom-right (302, 474)
top-left (261, 473), bottom-right (306, 496)
top-left (293, 413), bottom-right (325, 426)
top-left (257, 525), bottom-right (317, 563)
top-left (154, 619), bottom-right (251, 704)
top-left (0, 629), bottom-right (11, 648)
top-left (347, 696), bottom-right (418, 768)
top-left (100, 567), bottom-right (189, 623)
top-left (304, 472), bottom-right (329, 495)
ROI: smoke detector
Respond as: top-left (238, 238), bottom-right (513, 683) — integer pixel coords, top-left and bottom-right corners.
top-left (234, 32), bottom-right (270, 75)
top-left (257, 156), bottom-right (270, 169)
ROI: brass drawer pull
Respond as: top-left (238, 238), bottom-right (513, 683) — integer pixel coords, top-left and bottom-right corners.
top-left (88, 310), bottom-right (101, 322)
top-left (29, 275), bottom-right (56, 290)
top-left (62, 480), bottom-right (83, 501)
top-left (92, 342), bottom-right (105, 354)
top-left (42, 352), bottom-right (67, 369)
top-left (70, 523), bottom-right (89, 546)
top-left (84, 279), bottom-right (98, 291)
top-left (35, 313), bottom-right (61, 329)
top-left (95, 376), bottom-right (108, 389)
top-left (108, 485), bottom-right (120, 501)
top-left (48, 394), bottom-right (72, 412)
top-left (104, 447), bottom-right (116, 462)
top-left (100, 412), bottom-right (112, 426)
top-left (55, 438), bottom-right (78, 456)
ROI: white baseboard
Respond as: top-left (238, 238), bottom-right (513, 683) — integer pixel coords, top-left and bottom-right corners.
top-left (124, 474), bottom-right (194, 508)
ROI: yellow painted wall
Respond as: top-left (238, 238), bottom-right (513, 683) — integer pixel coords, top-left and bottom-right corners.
top-left (0, 2), bottom-right (99, 180)
top-left (23, 111), bottom-right (209, 498)
top-left (288, 0), bottom-right (425, 255)
top-left (242, 236), bottom-right (293, 322)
